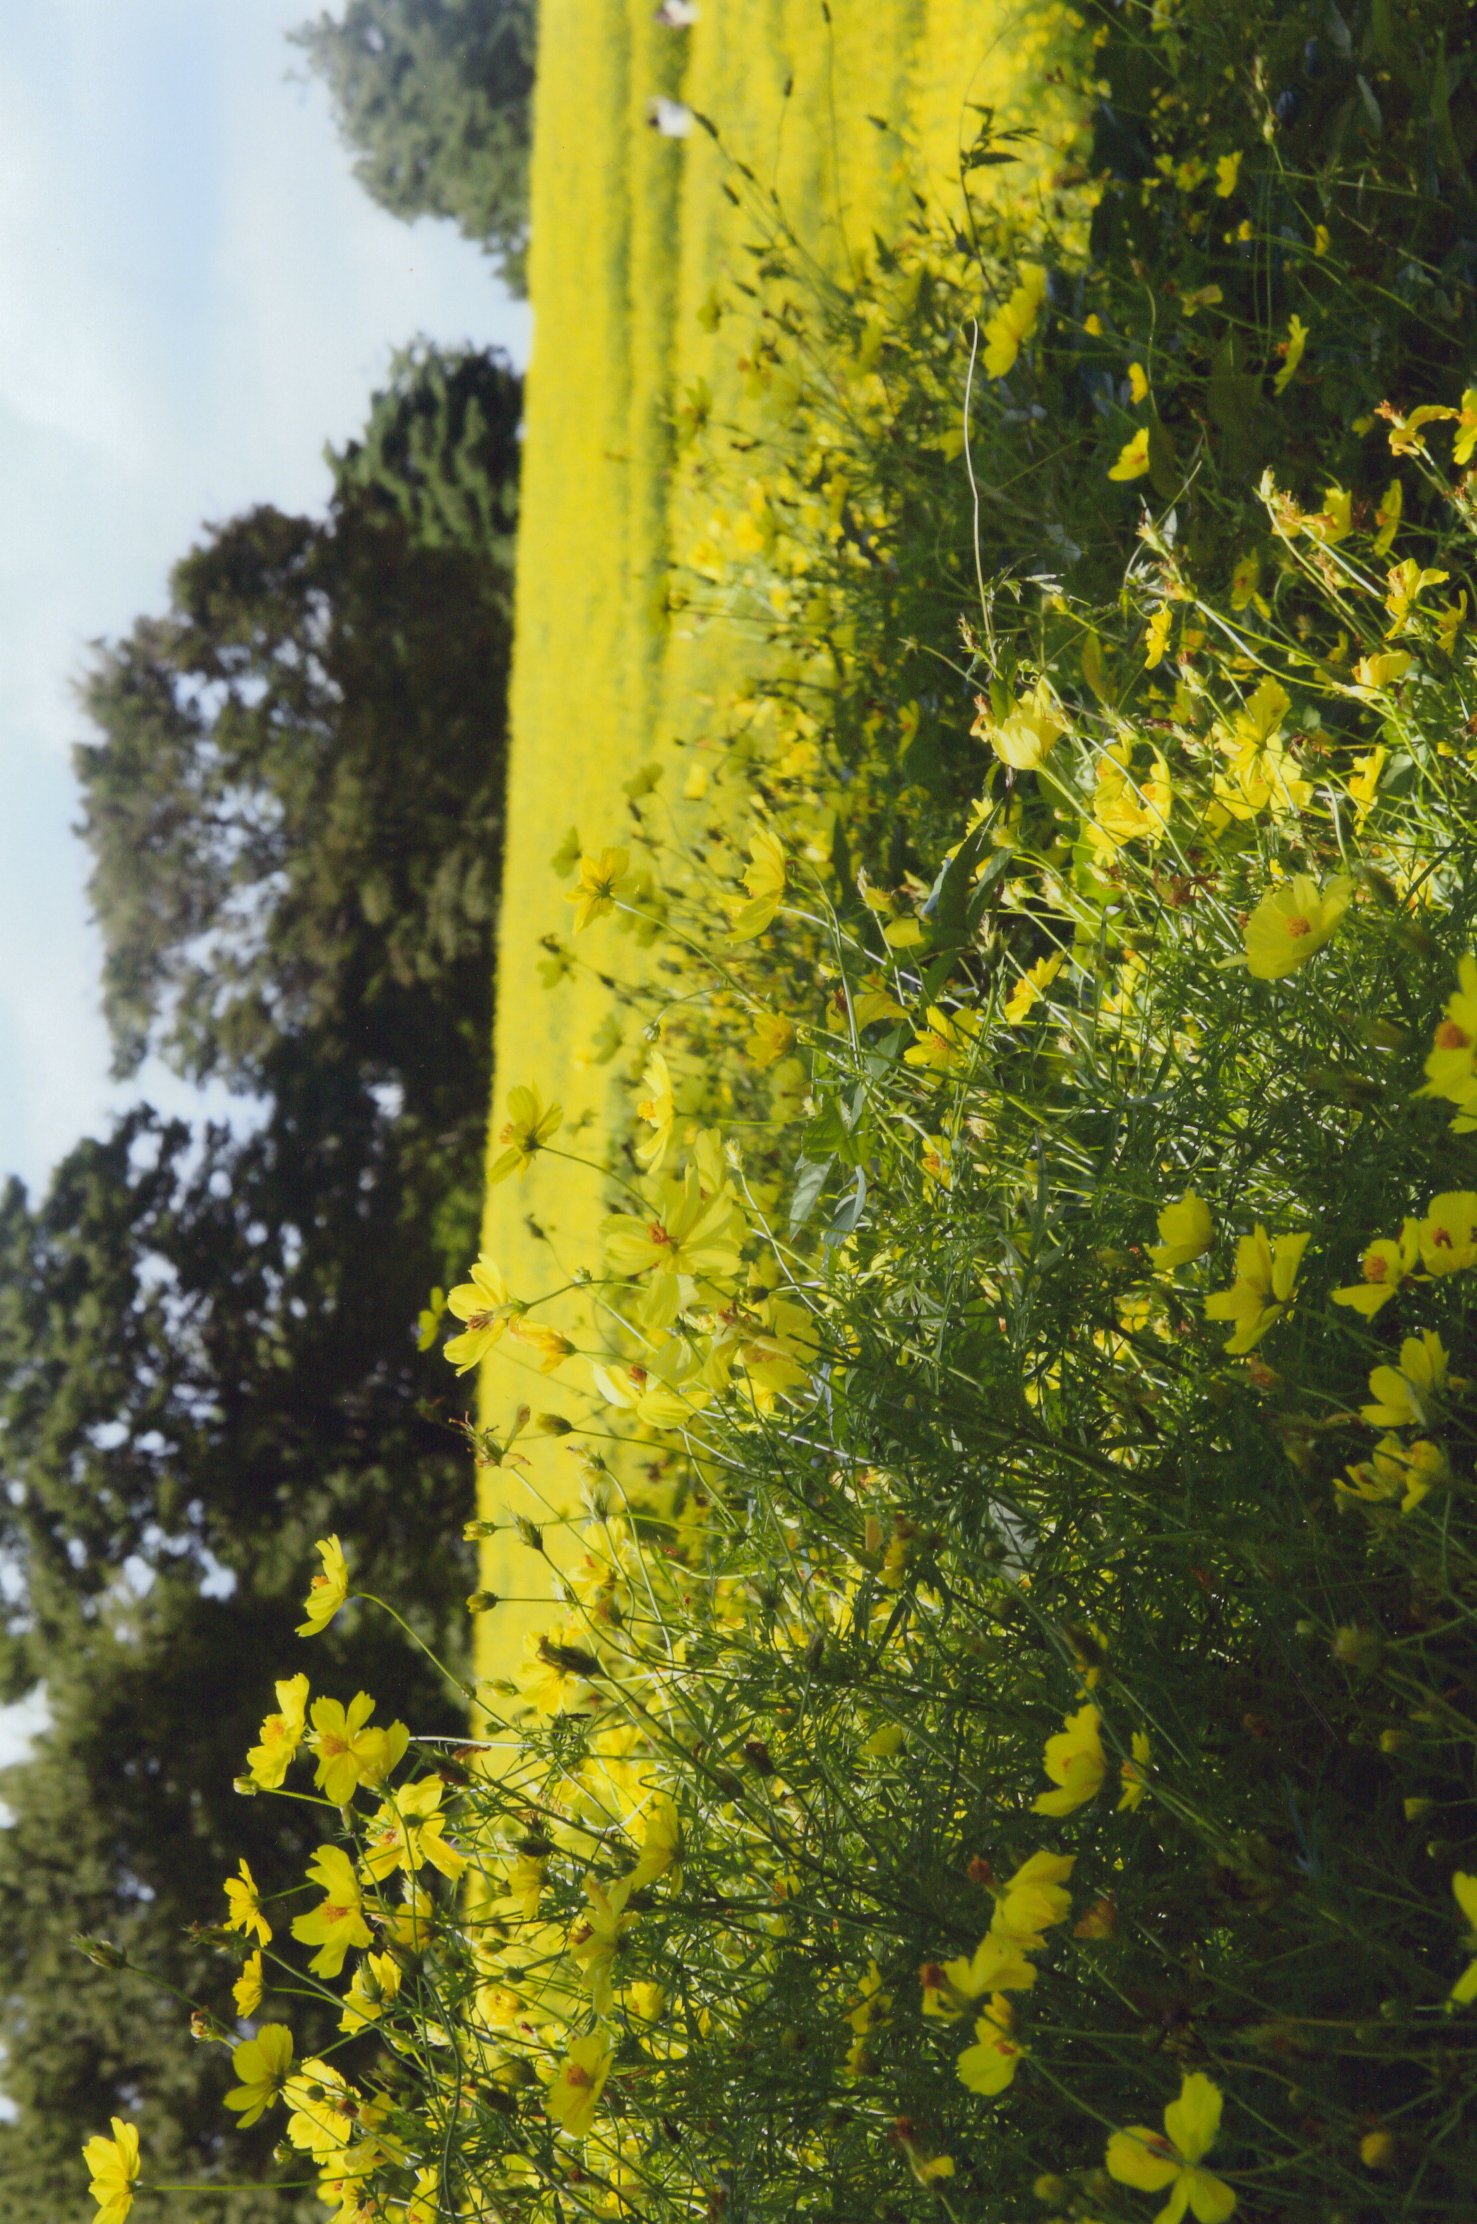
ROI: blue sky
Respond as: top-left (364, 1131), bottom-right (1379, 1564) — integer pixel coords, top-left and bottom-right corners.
top-left (0, 0), bottom-right (530, 1196)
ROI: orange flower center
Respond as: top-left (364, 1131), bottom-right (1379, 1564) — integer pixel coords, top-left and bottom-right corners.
top-left (1364, 1255), bottom-right (1389, 1282)
top-left (1431, 1225), bottom-right (1454, 1248)
top-left (1284, 913), bottom-right (1312, 938)
top-left (322, 1902), bottom-right (349, 1924)
top-left (647, 1222), bottom-right (672, 1247)
top-left (566, 2064), bottom-right (594, 2090)
top-left (1436, 1020), bottom-right (1471, 1049)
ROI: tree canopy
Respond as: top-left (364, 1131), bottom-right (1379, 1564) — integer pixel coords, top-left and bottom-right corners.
top-left (0, 343), bottom-right (519, 2217)
top-left (293, 0), bottom-right (538, 291)
top-left (74, 345), bottom-right (520, 1208)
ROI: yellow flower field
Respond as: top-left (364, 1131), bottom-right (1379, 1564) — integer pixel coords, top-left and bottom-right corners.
top-left (477, 0), bottom-right (1082, 1679)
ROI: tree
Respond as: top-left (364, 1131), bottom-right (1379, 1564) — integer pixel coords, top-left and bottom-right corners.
top-left (0, 347), bottom-right (518, 2215)
top-left (0, 1123), bottom-right (473, 2215)
top-left (293, 0), bottom-right (538, 291)
top-left (74, 345), bottom-right (521, 1235)
top-left (331, 335), bottom-right (522, 559)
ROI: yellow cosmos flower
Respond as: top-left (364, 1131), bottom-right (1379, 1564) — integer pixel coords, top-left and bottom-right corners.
top-left (1128, 360), bottom-right (1151, 402)
top-left (730, 829), bottom-right (788, 940)
top-left (988, 1850), bottom-right (1075, 1949)
top-left (1106, 2071), bottom-right (1237, 2222)
top-left (1213, 680), bottom-right (1313, 821)
top-left (487, 1085), bottom-right (563, 1185)
top-left (567, 846), bottom-right (634, 931)
top-left (360, 1776), bottom-right (466, 1884)
top-left (1033, 1703), bottom-right (1106, 1816)
top-left (1331, 1221), bottom-right (1419, 1316)
top-left (1455, 388), bottom-right (1477, 466)
top-left (957, 1993), bottom-right (1024, 2095)
top-left (748, 1009), bottom-right (796, 1068)
top-left (308, 1691), bottom-right (409, 1807)
top-left (224, 2022), bottom-right (295, 2128)
top-left (283, 2054), bottom-right (371, 2159)
top-left (982, 262), bottom-right (1048, 378)
top-left (544, 2033), bottom-right (613, 2137)
top-left (1337, 1434), bottom-right (1446, 1514)
top-left (1417, 1191), bottom-right (1477, 1274)
top-left (339, 1950), bottom-right (402, 2034)
top-left (1273, 312), bottom-right (1307, 395)
top-left (569, 1873), bottom-right (636, 2015)
top-left (921, 1933), bottom-right (1036, 2021)
top-left (1229, 553), bottom-right (1264, 613)
top-left (1450, 1873), bottom-right (1477, 2003)
top-left (1385, 556), bottom-right (1450, 636)
top-left (1109, 427), bottom-right (1152, 480)
top-left (1346, 746), bottom-right (1385, 823)
top-left (1242, 874), bottom-right (1351, 980)
top-left (1119, 1730), bottom-right (1153, 1810)
top-left (1214, 151), bottom-right (1241, 196)
top-left (635, 1048), bottom-right (676, 1170)
top-left (1362, 1331), bottom-right (1450, 1429)
top-left (233, 1950), bottom-right (264, 2019)
top-left (247, 1672), bottom-right (309, 1790)
top-left (627, 1792), bottom-right (682, 1889)
top-left (1372, 476), bottom-right (1403, 555)
top-left (224, 1856), bottom-right (272, 1945)
top-left (904, 1003), bottom-right (985, 1075)
top-left (290, 1845), bottom-right (373, 1978)
top-left (1147, 1192), bottom-right (1213, 1272)
top-left (1144, 606), bottom-right (1173, 668)
top-left (443, 1252), bottom-right (517, 1374)
top-left (1090, 740), bottom-right (1172, 852)
top-left (603, 1166), bottom-right (746, 1328)
top-left (507, 1318), bottom-right (574, 1373)
top-left (1419, 956), bottom-right (1477, 1115)
top-left (1004, 952), bottom-right (1065, 1024)
top-left (973, 678), bottom-right (1069, 770)
top-left (1203, 1226), bottom-right (1308, 1353)
top-left (83, 2118), bottom-right (141, 2224)
top-left (297, 1535), bottom-right (349, 1638)
top-left (517, 1627), bottom-right (603, 1720)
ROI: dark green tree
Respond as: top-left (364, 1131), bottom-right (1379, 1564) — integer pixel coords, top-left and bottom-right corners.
top-left (292, 0), bottom-right (537, 291)
top-left (331, 336), bottom-right (522, 559)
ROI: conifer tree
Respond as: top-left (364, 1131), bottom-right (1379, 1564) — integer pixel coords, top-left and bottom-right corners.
top-left (293, 0), bottom-right (537, 291)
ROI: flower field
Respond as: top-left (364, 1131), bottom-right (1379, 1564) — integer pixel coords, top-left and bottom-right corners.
top-left (476, 0), bottom-right (1082, 1679)
top-left (83, 0), bottom-right (1477, 2218)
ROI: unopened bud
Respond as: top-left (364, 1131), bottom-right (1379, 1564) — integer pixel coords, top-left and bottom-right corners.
top-left (1332, 1624), bottom-right (1383, 1675)
top-left (73, 1934), bottom-right (126, 1971)
top-left (515, 1515), bottom-right (545, 1553)
top-left (463, 1518), bottom-right (499, 1541)
top-left (233, 1775), bottom-right (258, 1797)
top-left (466, 1590), bottom-right (499, 1614)
top-left (536, 1411), bottom-right (574, 1435)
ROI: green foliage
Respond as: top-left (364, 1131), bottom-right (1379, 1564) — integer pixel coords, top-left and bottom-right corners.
top-left (330, 339), bottom-right (522, 561)
top-left (293, 0), bottom-right (537, 291)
